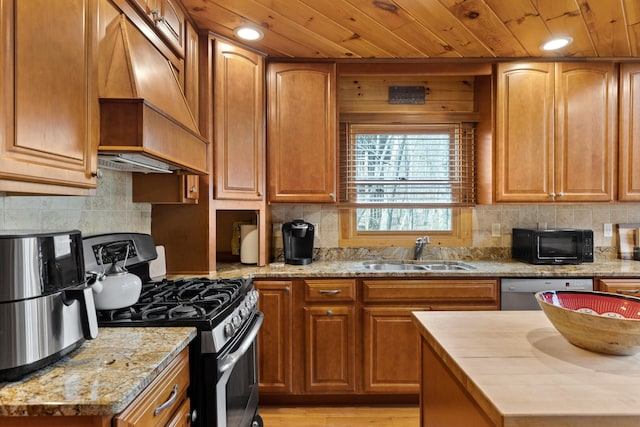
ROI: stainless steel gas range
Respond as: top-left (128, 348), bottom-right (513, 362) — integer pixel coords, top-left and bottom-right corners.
top-left (82, 233), bottom-right (264, 427)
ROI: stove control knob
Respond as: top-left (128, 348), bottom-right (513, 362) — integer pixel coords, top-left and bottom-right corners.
top-left (239, 307), bottom-right (249, 319)
top-left (232, 315), bottom-right (242, 328)
top-left (224, 323), bottom-right (235, 337)
top-left (245, 300), bottom-right (254, 310)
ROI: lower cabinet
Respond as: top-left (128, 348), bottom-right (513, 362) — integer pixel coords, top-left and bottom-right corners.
top-left (302, 279), bottom-right (357, 394)
top-left (598, 278), bottom-right (640, 296)
top-left (255, 276), bottom-right (499, 401)
top-left (113, 347), bottom-right (190, 426)
top-left (255, 280), bottom-right (293, 394)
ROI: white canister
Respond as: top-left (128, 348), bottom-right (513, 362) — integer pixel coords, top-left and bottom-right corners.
top-left (240, 224), bottom-right (259, 264)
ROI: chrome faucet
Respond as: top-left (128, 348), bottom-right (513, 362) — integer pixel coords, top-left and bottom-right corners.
top-left (414, 236), bottom-right (431, 260)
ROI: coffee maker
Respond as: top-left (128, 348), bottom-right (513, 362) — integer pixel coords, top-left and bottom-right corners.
top-left (282, 220), bottom-right (314, 265)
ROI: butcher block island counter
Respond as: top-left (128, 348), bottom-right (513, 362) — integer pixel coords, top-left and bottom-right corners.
top-left (0, 327), bottom-right (196, 427)
top-left (412, 311), bottom-right (640, 427)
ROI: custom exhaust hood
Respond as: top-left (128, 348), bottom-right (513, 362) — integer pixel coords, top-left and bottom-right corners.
top-left (98, 14), bottom-right (208, 175)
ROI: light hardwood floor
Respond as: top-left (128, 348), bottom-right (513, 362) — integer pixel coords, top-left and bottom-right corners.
top-left (259, 405), bottom-right (420, 427)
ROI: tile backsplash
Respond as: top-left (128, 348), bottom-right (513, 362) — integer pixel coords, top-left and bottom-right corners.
top-left (0, 170), bottom-right (151, 236)
top-left (271, 203), bottom-right (640, 260)
top-left (3, 173), bottom-right (637, 262)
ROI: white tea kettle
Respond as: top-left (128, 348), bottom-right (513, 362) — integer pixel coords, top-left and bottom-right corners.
top-left (87, 242), bottom-right (142, 310)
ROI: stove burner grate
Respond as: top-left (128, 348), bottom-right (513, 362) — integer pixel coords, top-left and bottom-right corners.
top-left (96, 277), bottom-right (246, 323)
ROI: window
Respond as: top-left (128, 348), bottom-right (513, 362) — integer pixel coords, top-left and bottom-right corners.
top-left (339, 123), bottom-right (475, 247)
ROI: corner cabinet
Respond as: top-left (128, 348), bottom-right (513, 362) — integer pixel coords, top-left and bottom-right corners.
top-left (0, 0), bottom-right (98, 195)
top-left (495, 62), bottom-right (617, 203)
top-left (214, 39), bottom-right (265, 200)
top-left (267, 63), bottom-right (337, 203)
top-left (619, 63), bottom-right (640, 201)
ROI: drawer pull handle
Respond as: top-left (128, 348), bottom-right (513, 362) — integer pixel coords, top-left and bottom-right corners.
top-left (617, 289), bottom-right (640, 294)
top-left (154, 384), bottom-right (179, 416)
top-left (319, 289), bottom-right (342, 295)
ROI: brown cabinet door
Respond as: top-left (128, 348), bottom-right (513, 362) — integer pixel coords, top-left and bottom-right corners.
top-left (0, 0), bottom-right (98, 194)
top-left (255, 280), bottom-right (293, 394)
top-left (363, 307), bottom-right (421, 393)
top-left (267, 63), bottom-right (337, 203)
top-left (214, 40), bottom-right (265, 200)
top-left (304, 305), bottom-right (356, 393)
top-left (495, 62), bottom-right (555, 202)
top-left (496, 62), bottom-right (616, 203)
top-left (555, 62), bottom-right (617, 202)
top-left (619, 63), bottom-right (640, 201)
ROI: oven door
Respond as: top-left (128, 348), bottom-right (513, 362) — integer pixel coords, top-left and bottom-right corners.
top-left (214, 311), bottom-right (264, 427)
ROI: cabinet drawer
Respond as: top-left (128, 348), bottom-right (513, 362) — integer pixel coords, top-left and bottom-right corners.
top-left (304, 279), bottom-right (356, 302)
top-left (362, 279), bottom-right (498, 304)
top-left (599, 278), bottom-right (640, 296)
top-left (114, 347), bottom-right (190, 427)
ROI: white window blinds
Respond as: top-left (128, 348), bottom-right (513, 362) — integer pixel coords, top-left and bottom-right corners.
top-left (340, 123), bottom-right (476, 207)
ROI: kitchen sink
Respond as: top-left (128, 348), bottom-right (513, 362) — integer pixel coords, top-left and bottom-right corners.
top-left (361, 261), bottom-right (429, 271)
top-left (362, 261), bottom-right (476, 271)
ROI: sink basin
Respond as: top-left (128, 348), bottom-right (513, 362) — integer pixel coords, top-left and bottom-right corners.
top-left (361, 261), bottom-right (429, 271)
top-left (362, 261), bottom-right (475, 271)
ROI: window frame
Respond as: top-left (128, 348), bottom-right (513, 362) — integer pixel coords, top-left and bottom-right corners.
top-left (338, 121), bottom-right (475, 248)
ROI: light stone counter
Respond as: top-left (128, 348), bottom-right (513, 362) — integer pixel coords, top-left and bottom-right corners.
top-left (413, 311), bottom-right (640, 426)
top-left (213, 259), bottom-right (640, 279)
top-left (0, 327), bottom-right (196, 417)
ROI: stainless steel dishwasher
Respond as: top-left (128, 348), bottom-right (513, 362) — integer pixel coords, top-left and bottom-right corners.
top-left (501, 278), bottom-right (594, 310)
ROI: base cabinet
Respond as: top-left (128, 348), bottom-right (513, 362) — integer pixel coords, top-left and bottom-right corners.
top-left (256, 277), bottom-right (499, 402)
top-left (598, 278), bottom-right (640, 295)
top-left (255, 280), bottom-right (293, 394)
top-left (363, 307), bottom-right (421, 394)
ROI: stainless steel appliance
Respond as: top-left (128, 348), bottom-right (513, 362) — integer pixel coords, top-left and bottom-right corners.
top-left (282, 219), bottom-right (314, 265)
top-left (0, 230), bottom-right (98, 381)
top-left (501, 278), bottom-right (594, 310)
top-left (83, 233), bottom-right (263, 427)
top-left (512, 228), bottom-right (594, 265)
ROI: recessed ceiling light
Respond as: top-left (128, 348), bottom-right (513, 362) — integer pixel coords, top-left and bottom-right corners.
top-left (235, 26), bottom-right (264, 41)
top-left (541, 36), bottom-right (573, 51)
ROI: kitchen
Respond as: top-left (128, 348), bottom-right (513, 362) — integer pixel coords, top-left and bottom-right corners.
top-left (3, 0), bottom-right (640, 426)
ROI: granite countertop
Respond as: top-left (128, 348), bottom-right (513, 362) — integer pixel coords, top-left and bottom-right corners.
top-left (212, 259), bottom-right (640, 279)
top-left (413, 311), bottom-right (640, 426)
top-left (0, 327), bottom-right (197, 417)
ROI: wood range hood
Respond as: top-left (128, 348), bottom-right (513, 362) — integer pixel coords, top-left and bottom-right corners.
top-left (98, 14), bottom-right (208, 175)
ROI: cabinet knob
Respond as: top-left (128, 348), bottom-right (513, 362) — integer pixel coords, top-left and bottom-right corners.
top-left (189, 186), bottom-right (197, 193)
top-left (257, 191), bottom-right (263, 197)
top-left (91, 170), bottom-right (103, 180)
top-left (326, 310), bottom-right (333, 316)
top-left (549, 192), bottom-right (556, 199)
top-left (285, 286), bottom-right (290, 293)
top-left (557, 192), bottom-right (564, 198)
top-left (329, 193), bottom-right (336, 200)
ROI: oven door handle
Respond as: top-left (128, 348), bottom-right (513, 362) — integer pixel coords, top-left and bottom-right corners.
top-left (219, 312), bottom-right (264, 374)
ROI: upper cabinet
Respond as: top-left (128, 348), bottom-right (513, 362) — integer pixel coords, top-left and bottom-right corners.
top-left (267, 62), bottom-right (337, 203)
top-left (213, 39), bottom-right (265, 200)
top-left (129, 0), bottom-right (185, 56)
top-left (619, 63), bottom-right (640, 201)
top-left (0, 0), bottom-right (98, 195)
top-left (495, 62), bottom-right (617, 203)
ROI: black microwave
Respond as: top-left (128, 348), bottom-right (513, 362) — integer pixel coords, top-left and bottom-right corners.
top-left (512, 228), bottom-right (594, 265)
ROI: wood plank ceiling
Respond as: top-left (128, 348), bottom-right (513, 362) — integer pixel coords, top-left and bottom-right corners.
top-left (182, 0), bottom-right (640, 59)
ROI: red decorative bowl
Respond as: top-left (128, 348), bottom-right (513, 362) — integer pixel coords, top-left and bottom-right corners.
top-left (536, 290), bottom-right (640, 355)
